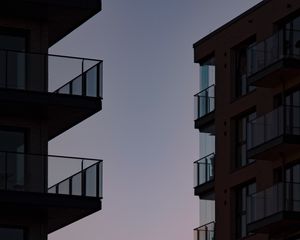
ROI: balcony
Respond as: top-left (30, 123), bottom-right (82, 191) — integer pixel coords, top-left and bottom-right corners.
top-left (0, 49), bottom-right (103, 140)
top-left (194, 222), bottom-right (215, 240)
top-left (0, 151), bottom-right (103, 233)
top-left (0, 0), bottom-right (102, 46)
top-left (247, 106), bottom-right (300, 160)
top-left (194, 85), bottom-right (215, 134)
top-left (247, 29), bottom-right (300, 87)
top-left (247, 182), bottom-right (300, 236)
top-left (194, 153), bottom-right (215, 199)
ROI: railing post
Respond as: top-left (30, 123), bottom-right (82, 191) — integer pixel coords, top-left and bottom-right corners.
top-left (197, 95), bottom-right (200, 118)
top-left (82, 166), bottom-right (86, 197)
top-left (82, 59), bottom-right (87, 96)
top-left (197, 161), bottom-right (200, 186)
top-left (205, 89), bottom-right (209, 115)
top-left (69, 177), bottom-right (72, 195)
top-left (263, 190), bottom-right (266, 219)
top-left (4, 152), bottom-right (7, 191)
top-left (5, 50), bottom-right (8, 88)
top-left (96, 163), bottom-right (100, 198)
top-left (205, 156), bottom-right (208, 183)
top-left (264, 114), bottom-right (267, 143)
top-left (96, 63), bottom-right (100, 98)
top-left (81, 159), bottom-right (85, 196)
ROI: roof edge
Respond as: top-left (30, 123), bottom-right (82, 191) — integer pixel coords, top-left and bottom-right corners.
top-left (193, 0), bottom-right (269, 48)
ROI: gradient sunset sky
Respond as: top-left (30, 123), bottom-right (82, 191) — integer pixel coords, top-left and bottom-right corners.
top-left (48, 1), bottom-right (262, 239)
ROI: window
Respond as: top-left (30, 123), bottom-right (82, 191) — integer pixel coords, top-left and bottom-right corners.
top-left (233, 38), bottom-right (256, 98)
top-left (235, 111), bottom-right (256, 168)
top-left (275, 162), bottom-right (300, 212)
top-left (235, 182), bottom-right (256, 239)
top-left (0, 31), bottom-right (27, 90)
top-left (0, 227), bottom-right (25, 240)
top-left (0, 128), bottom-right (26, 191)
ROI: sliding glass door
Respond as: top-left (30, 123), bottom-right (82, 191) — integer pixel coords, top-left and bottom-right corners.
top-left (0, 129), bottom-right (25, 191)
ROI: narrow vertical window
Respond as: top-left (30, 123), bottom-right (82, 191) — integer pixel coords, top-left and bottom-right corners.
top-left (235, 111), bottom-right (256, 168)
top-left (236, 182), bottom-right (256, 239)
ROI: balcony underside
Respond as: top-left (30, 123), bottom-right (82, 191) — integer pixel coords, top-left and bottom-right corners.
top-left (194, 181), bottom-right (215, 200)
top-left (248, 211), bottom-right (300, 237)
top-left (194, 111), bottom-right (215, 135)
top-left (0, 88), bottom-right (102, 140)
top-left (0, 0), bottom-right (101, 46)
top-left (248, 58), bottom-right (300, 88)
top-left (0, 190), bottom-right (102, 233)
top-left (248, 135), bottom-right (300, 161)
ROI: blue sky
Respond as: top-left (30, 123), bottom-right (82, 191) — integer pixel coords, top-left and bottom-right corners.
top-left (48, 1), bottom-right (262, 239)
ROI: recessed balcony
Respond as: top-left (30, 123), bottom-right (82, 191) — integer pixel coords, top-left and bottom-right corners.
top-left (194, 153), bottom-right (215, 200)
top-left (247, 182), bottom-right (300, 236)
top-left (0, 151), bottom-right (103, 233)
top-left (194, 222), bottom-right (215, 240)
top-left (247, 29), bottom-right (300, 88)
top-left (247, 105), bottom-right (300, 160)
top-left (0, 49), bottom-right (103, 140)
top-left (194, 85), bottom-right (215, 134)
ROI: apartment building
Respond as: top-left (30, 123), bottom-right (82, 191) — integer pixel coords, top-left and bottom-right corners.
top-left (0, 1), bottom-right (103, 239)
top-left (193, 0), bottom-right (300, 239)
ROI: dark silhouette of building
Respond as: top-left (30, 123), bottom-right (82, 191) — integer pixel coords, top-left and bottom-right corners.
top-left (193, 0), bottom-right (300, 239)
top-left (0, 1), bottom-right (103, 239)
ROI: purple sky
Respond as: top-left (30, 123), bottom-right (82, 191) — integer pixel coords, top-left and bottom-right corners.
top-left (48, 1), bottom-right (262, 240)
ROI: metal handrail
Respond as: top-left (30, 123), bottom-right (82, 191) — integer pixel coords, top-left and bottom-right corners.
top-left (0, 48), bottom-right (103, 98)
top-left (0, 151), bottom-right (103, 198)
top-left (194, 84), bottom-right (215, 97)
top-left (194, 153), bottom-right (215, 187)
top-left (0, 48), bottom-right (103, 62)
top-left (194, 222), bottom-right (215, 240)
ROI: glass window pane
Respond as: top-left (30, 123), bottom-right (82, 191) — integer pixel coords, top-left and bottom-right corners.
top-left (0, 152), bottom-right (5, 190)
top-left (7, 52), bottom-right (26, 90)
top-left (0, 227), bottom-right (24, 240)
top-left (0, 51), bottom-right (6, 88)
top-left (0, 33), bottom-right (27, 90)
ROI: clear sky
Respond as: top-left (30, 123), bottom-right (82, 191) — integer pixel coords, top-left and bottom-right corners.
top-left (48, 1), bottom-right (262, 240)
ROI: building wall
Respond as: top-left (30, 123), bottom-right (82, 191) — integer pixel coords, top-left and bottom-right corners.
top-left (0, 16), bottom-right (49, 240)
top-left (194, 0), bottom-right (300, 239)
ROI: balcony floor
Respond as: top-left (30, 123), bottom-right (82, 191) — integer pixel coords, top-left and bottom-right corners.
top-left (194, 111), bottom-right (215, 134)
top-left (247, 135), bottom-right (300, 161)
top-left (0, 88), bottom-right (102, 140)
top-left (248, 57), bottom-right (300, 88)
top-left (0, 190), bottom-right (102, 233)
top-left (248, 211), bottom-right (300, 237)
top-left (194, 180), bottom-right (215, 200)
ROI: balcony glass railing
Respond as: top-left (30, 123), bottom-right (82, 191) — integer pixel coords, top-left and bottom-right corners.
top-left (194, 153), bottom-right (215, 187)
top-left (0, 49), bottom-right (103, 98)
top-left (194, 85), bottom-right (215, 120)
top-left (247, 29), bottom-right (300, 77)
top-left (247, 182), bottom-right (300, 224)
top-left (0, 151), bottom-right (103, 198)
top-left (247, 105), bottom-right (300, 150)
top-left (194, 222), bottom-right (215, 240)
